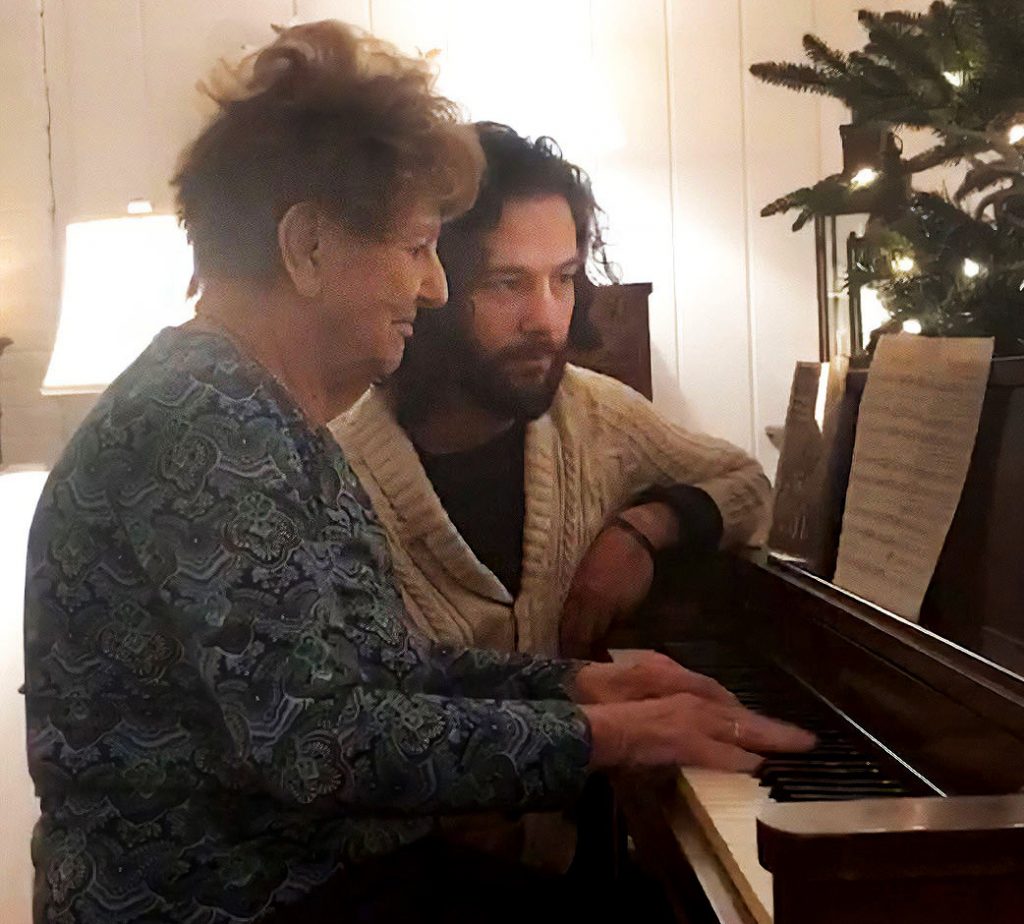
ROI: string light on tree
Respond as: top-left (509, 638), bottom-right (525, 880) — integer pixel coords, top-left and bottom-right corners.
top-left (963, 258), bottom-right (982, 279)
top-left (850, 167), bottom-right (879, 189)
top-left (893, 255), bottom-right (916, 273)
top-left (902, 319), bottom-right (923, 335)
top-left (1009, 124), bottom-right (1024, 145)
top-left (860, 286), bottom-right (891, 339)
top-left (943, 70), bottom-right (965, 87)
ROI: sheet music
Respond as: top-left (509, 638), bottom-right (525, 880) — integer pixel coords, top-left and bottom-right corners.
top-left (833, 334), bottom-right (993, 620)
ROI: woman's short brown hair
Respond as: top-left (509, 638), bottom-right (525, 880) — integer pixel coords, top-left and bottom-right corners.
top-left (172, 20), bottom-right (482, 280)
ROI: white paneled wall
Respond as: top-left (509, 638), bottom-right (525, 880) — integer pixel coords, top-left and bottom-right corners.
top-left (667, 0), bottom-right (756, 449)
top-left (741, 0), bottom-right (822, 461)
top-left (589, 0), bottom-right (680, 421)
top-left (2, 0), bottom-right (902, 471)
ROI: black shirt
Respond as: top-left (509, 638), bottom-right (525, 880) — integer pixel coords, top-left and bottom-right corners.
top-left (416, 422), bottom-right (528, 597)
top-left (415, 421), bottom-right (726, 600)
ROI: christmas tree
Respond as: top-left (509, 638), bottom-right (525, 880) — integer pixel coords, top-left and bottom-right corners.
top-left (751, 0), bottom-right (1024, 354)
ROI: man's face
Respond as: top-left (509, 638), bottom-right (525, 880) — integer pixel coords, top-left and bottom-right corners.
top-left (458, 194), bottom-right (580, 420)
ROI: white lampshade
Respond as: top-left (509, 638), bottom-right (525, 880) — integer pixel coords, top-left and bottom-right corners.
top-left (42, 215), bottom-right (195, 395)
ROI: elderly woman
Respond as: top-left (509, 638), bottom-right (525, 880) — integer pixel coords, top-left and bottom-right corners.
top-left (23, 20), bottom-right (810, 924)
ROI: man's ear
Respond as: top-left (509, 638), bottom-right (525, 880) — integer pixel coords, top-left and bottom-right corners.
top-left (277, 202), bottom-right (323, 299)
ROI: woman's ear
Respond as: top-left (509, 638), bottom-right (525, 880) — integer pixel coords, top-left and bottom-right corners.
top-left (277, 202), bottom-right (323, 298)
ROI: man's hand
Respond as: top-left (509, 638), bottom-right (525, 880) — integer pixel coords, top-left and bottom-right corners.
top-left (560, 502), bottom-right (679, 657)
top-left (572, 651), bottom-right (739, 708)
top-left (560, 524), bottom-right (654, 657)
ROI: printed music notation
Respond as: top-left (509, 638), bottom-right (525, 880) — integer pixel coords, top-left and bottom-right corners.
top-left (833, 334), bottom-right (994, 621)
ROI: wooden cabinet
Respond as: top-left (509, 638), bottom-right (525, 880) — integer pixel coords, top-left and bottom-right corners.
top-left (569, 282), bottom-right (652, 400)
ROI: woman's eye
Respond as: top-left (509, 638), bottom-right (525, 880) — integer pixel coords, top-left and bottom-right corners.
top-left (408, 240), bottom-right (436, 257)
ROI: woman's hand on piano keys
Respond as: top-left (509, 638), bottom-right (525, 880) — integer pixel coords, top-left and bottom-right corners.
top-left (572, 651), bottom-right (739, 707)
top-left (581, 682), bottom-right (816, 774)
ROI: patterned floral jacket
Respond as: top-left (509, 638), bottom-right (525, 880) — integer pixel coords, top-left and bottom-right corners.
top-left (23, 327), bottom-right (590, 923)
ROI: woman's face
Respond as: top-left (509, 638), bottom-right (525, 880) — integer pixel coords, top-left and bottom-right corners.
top-left (315, 203), bottom-right (448, 383)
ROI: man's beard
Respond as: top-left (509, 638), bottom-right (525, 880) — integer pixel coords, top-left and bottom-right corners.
top-left (457, 333), bottom-right (568, 422)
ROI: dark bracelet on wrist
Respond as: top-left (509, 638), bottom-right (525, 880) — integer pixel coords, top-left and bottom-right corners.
top-left (606, 515), bottom-right (658, 562)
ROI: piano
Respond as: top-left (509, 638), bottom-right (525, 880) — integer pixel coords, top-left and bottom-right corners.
top-left (608, 551), bottom-right (1024, 924)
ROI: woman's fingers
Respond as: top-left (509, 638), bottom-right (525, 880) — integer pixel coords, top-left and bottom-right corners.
top-left (689, 737), bottom-right (765, 774)
top-left (619, 652), bottom-right (740, 705)
top-left (704, 704), bottom-right (817, 754)
top-left (677, 668), bottom-right (740, 706)
top-left (585, 690), bottom-right (816, 773)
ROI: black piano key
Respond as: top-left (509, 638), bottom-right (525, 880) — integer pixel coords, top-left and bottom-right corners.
top-left (766, 776), bottom-right (906, 792)
top-left (777, 790), bottom-right (902, 803)
top-left (758, 765), bottom-right (886, 782)
top-left (759, 761), bottom-right (878, 775)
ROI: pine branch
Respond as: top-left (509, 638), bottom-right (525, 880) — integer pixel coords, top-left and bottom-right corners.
top-left (801, 34), bottom-right (848, 77)
top-left (872, 9), bottom-right (929, 28)
top-left (760, 174), bottom-right (854, 230)
top-left (976, 185), bottom-right (1024, 222)
top-left (903, 136), bottom-right (974, 173)
top-left (972, 0), bottom-right (1024, 69)
top-left (854, 97), bottom-right (946, 129)
top-left (862, 25), bottom-right (946, 88)
top-left (956, 160), bottom-right (1019, 201)
top-left (760, 187), bottom-right (814, 219)
top-left (847, 52), bottom-right (911, 97)
top-left (925, 1), bottom-right (968, 51)
top-left (748, 62), bottom-right (838, 97)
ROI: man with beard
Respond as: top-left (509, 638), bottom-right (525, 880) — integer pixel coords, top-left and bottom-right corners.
top-left (331, 123), bottom-right (769, 663)
top-left (329, 123), bottom-right (771, 875)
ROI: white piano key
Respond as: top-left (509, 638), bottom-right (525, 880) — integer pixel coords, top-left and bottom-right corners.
top-left (678, 766), bottom-right (774, 924)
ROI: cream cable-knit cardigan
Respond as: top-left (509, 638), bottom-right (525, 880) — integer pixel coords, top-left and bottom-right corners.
top-left (331, 365), bottom-right (771, 657)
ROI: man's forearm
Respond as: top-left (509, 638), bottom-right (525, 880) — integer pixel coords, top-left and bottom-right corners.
top-left (617, 484), bottom-right (725, 554)
top-left (616, 501), bottom-right (681, 551)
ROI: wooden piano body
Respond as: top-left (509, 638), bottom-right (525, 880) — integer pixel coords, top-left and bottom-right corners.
top-left (610, 552), bottom-right (1024, 924)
